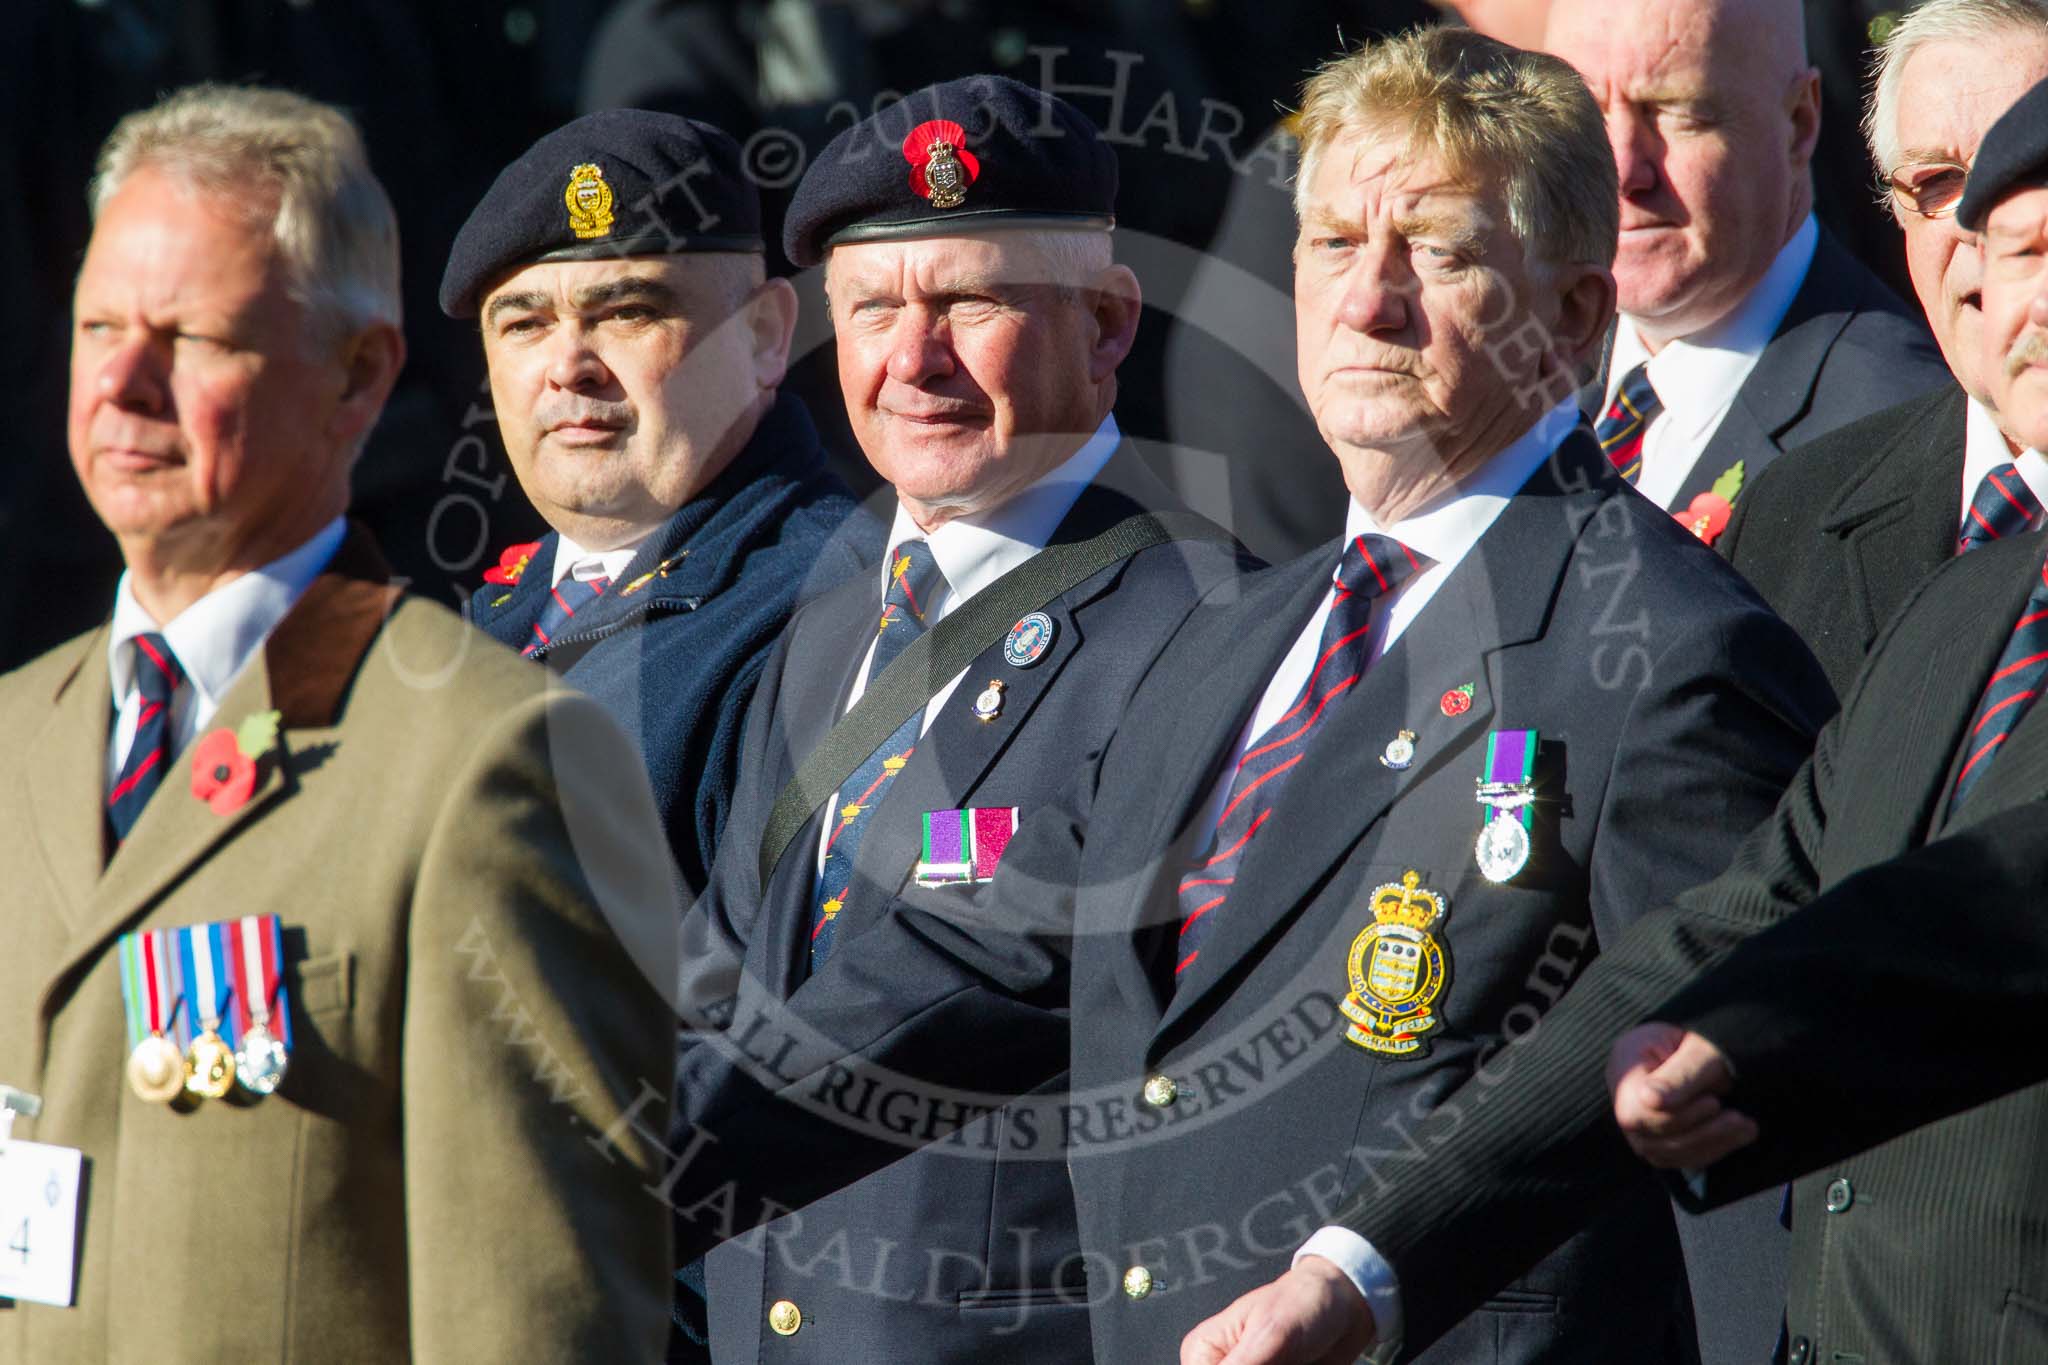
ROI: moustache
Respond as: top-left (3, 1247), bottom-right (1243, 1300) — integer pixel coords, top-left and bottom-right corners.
top-left (536, 400), bottom-right (633, 430)
top-left (2006, 332), bottom-right (2048, 378)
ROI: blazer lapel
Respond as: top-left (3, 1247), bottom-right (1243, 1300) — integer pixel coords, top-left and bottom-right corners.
top-left (1930, 541), bottom-right (2048, 836)
top-left (751, 576), bottom-right (882, 994)
top-left (24, 630), bottom-right (115, 928)
top-left (838, 597), bottom-right (1088, 935)
top-left (1688, 229), bottom-right (1865, 506)
top-left (1155, 433), bottom-right (1601, 1042)
top-left (1156, 554), bottom-right (1507, 1041)
top-left (41, 527), bottom-right (403, 1018)
top-left (1821, 389), bottom-right (1968, 640)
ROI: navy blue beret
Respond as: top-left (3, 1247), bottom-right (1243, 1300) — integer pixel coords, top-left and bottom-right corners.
top-left (440, 108), bottom-right (763, 317)
top-left (783, 74), bottom-right (1117, 268)
top-left (1960, 75), bottom-right (2048, 231)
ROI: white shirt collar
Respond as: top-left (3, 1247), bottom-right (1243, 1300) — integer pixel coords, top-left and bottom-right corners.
top-left (550, 530), bottom-right (653, 588)
top-left (1958, 394), bottom-right (2048, 526)
top-left (1344, 397), bottom-right (1582, 570)
top-left (1609, 213), bottom-right (1820, 449)
top-left (107, 517), bottom-right (347, 713)
top-left (880, 413), bottom-right (1122, 617)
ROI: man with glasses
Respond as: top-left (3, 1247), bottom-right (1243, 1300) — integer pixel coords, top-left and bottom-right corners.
top-left (1716, 0), bottom-right (2048, 695)
top-left (1543, 0), bottom-right (1948, 532)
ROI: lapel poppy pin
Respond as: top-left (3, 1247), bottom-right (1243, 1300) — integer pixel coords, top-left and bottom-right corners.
top-left (1677, 461), bottom-right (1745, 546)
top-left (190, 709), bottom-right (281, 816)
top-left (483, 540), bottom-right (542, 586)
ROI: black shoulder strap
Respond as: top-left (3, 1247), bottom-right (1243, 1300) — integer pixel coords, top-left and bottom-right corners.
top-left (757, 510), bottom-right (1224, 887)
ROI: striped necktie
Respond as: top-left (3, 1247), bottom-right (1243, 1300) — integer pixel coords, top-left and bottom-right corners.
top-left (1949, 546), bottom-right (2048, 812)
top-left (1958, 463), bottom-right (2044, 554)
top-left (1175, 534), bottom-right (1429, 980)
top-left (810, 540), bottom-right (947, 970)
top-left (523, 569), bottom-right (612, 657)
top-left (108, 632), bottom-right (184, 841)
top-left (1596, 362), bottom-right (1663, 486)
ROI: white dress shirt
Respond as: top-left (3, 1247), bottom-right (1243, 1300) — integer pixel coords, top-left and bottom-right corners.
top-left (105, 517), bottom-right (346, 790)
top-left (814, 414), bottom-right (1123, 876)
top-left (1958, 394), bottom-right (2048, 531)
top-left (1280, 398), bottom-right (1582, 1358)
top-left (549, 531), bottom-right (652, 588)
top-left (1607, 214), bottom-right (1819, 511)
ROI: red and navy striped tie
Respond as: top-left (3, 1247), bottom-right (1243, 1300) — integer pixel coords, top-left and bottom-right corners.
top-left (1949, 547), bottom-right (2048, 812)
top-left (1175, 534), bottom-right (1428, 979)
top-left (108, 632), bottom-right (183, 841)
top-left (1596, 363), bottom-right (1662, 486)
top-left (810, 540), bottom-right (947, 970)
top-left (522, 571), bottom-right (612, 657)
top-left (1958, 463), bottom-right (2043, 554)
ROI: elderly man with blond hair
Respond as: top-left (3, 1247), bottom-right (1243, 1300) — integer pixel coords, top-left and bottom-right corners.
top-left (0, 84), bottom-right (677, 1362)
top-left (647, 26), bottom-right (1828, 1365)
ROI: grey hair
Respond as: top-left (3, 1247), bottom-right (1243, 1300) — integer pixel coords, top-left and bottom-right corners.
top-left (1866, 0), bottom-right (2048, 179)
top-left (90, 83), bottom-right (401, 336)
top-left (822, 226), bottom-right (1115, 307)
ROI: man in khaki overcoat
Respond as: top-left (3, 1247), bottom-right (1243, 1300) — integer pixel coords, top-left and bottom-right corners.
top-left (0, 84), bottom-right (677, 1363)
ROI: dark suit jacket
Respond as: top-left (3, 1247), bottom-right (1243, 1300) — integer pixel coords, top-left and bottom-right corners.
top-left (1585, 226), bottom-right (1949, 515)
top-left (683, 446), bottom-right (1253, 1364)
top-left (668, 430), bottom-right (1833, 1365)
top-left (469, 394), bottom-right (873, 895)
top-left (1324, 532), bottom-right (2048, 1364)
top-left (1717, 384), bottom-right (1967, 698)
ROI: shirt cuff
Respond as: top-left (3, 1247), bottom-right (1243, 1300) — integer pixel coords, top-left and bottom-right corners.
top-left (1295, 1226), bottom-right (1403, 1362)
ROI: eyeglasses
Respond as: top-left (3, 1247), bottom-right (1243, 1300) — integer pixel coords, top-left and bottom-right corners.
top-left (1886, 159), bottom-right (1972, 219)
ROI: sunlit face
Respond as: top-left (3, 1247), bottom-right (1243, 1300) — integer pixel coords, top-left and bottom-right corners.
top-left (69, 166), bottom-right (355, 570)
top-left (1888, 36), bottom-right (2048, 398)
top-left (1294, 133), bottom-right (1556, 461)
top-left (481, 254), bottom-right (769, 544)
top-left (824, 233), bottom-right (1109, 519)
top-left (1982, 185), bottom-right (2048, 452)
top-left (1547, 0), bottom-right (1811, 340)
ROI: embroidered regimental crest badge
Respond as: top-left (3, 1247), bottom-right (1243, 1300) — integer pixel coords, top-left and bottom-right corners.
top-left (1340, 871), bottom-right (1451, 1057)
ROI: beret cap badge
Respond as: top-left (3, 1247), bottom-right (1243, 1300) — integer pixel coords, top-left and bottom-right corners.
top-left (564, 162), bottom-right (616, 240)
top-left (903, 120), bottom-right (979, 209)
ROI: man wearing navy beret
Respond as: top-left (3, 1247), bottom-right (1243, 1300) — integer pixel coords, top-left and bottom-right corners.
top-left (662, 31), bottom-right (1833, 1365)
top-left (444, 109), bottom-right (876, 900)
top-left (666, 72), bottom-right (1251, 1365)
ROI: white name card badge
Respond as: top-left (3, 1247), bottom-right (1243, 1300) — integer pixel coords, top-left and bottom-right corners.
top-left (0, 1136), bottom-right (82, 1307)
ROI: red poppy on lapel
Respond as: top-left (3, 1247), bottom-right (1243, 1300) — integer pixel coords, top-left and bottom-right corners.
top-left (191, 730), bottom-right (258, 815)
top-left (190, 709), bottom-right (281, 816)
top-left (1679, 492), bottom-right (1733, 545)
top-left (483, 540), bottom-right (542, 586)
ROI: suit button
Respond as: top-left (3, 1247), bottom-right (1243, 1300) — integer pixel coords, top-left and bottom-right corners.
top-left (768, 1300), bottom-right (802, 1335)
top-left (1123, 1266), bottom-right (1154, 1300)
top-left (1824, 1177), bottom-right (1854, 1213)
top-left (1788, 1335), bottom-right (1811, 1365)
top-left (1142, 1075), bottom-right (1178, 1107)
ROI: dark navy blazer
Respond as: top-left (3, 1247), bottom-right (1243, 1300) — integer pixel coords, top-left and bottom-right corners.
top-left (679, 444), bottom-right (1254, 1364)
top-left (469, 392), bottom-right (877, 895)
top-left (665, 431), bottom-right (1834, 1365)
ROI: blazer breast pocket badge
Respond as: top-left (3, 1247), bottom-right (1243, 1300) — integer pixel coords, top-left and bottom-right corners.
top-left (913, 807), bottom-right (1019, 887)
top-left (1340, 871), bottom-right (1451, 1057)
